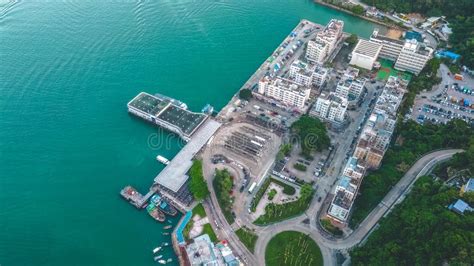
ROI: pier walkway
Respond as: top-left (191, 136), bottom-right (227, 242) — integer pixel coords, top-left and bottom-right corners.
top-left (154, 118), bottom-right (221, 192)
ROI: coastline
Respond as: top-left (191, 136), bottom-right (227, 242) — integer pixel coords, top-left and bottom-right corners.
top-left (313, 0), bottom-right (402, 30)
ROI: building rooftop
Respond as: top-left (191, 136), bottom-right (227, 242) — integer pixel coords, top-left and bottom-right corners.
top-left (154, 119), bottom-right (221, 192)
top-left (353, 39), bottom-right (382, 58)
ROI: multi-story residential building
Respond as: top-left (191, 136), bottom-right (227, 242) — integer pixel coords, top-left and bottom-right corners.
top-left (310, 92), bottom-right (347, 124)
top-left (289, 60), bottom-right (313, 87)
top-left (258, 77), bottom-right (310, 110)
top-left (394, 39), bottom-right (433, 75)
top-left (353, 76), bottom-right (406, 169)
top-left (335, 67), bottom-right (366, 101)
top-left (327, 157), bottom-right (366, 222)
top-left (306, 19), bottom-right (344, 64)
top-left (289, 60), bottom-right (329, 88)
top-left (313, 64), bottom-right (329, 88)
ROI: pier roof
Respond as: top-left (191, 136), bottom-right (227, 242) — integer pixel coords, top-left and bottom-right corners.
top-left (154, 119), bottom-right (221, 192)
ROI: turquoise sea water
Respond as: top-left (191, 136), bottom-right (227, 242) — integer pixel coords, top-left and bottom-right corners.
top-left (0, 1), bottom-right (378, 265)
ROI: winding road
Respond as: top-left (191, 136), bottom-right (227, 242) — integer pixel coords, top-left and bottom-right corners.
top-left (204, 149), bottom-right (462, 265)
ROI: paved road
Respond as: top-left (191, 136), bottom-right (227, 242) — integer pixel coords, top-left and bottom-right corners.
top-left (252, 149), bottom-right (461, 265)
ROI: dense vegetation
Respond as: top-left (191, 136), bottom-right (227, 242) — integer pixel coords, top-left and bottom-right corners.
top-left (290, 115), bottom-right (330, 157)
top-left (254, 184), bottom-right (314, 225)
top-left (235, 227), bottom-right (258, 253)
top-left (250, 177), bottom-right (297, 212)
top-left (400, 58), bottom-right (441, 115)
top-left (351, 176), bottom-right (474, 265)
top-left (350, 119), bottom-right (474, 226)
top-left (265, 231), bottom-right (323, 266)
top-left (293, 163), bottom-right (307, 172)
top-left (361, 0), bottom-right (474, 68)
top-left (239, 88), bottom-right (252, 101)
top-left (188, 160), bottom-right (210, 201)
top-left (212, 168), bottom-right (235, 224)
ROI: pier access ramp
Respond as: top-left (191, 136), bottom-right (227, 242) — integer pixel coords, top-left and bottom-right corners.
top-left (154, 119), bottom-right (221, 192)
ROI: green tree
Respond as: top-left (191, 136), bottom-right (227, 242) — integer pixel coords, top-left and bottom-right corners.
top-left (290, 115), bottom-right (330, 157)
top-left (188, 160), bottom-right (210, 200)
top-left (346, 33), bottom-right (358, 47)
top-left (351, 4), bottom-right (365, 15)
top-left (239, 88), bottom-right (252, 101)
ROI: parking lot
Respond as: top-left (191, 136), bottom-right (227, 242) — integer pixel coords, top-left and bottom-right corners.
top-left (411, 64), bottom-right (474, 125)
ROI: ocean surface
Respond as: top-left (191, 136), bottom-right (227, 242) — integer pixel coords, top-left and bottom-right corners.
top-left (0, 1), bottom-right (378, 265)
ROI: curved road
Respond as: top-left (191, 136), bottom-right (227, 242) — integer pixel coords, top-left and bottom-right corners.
top-left (202, 149), bottom-right (462, 265)
top-left (253, 149), bottom-right (462, 265)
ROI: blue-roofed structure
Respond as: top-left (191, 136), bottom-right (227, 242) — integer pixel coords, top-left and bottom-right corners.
top-left (436, 50), bottom-right (461, 62)
top-left (462, 178), bottom-right (474, 194)
top-left (449, 199), bottom-right (473, 215)
top-left (404, 31), bottom-right (423, 42)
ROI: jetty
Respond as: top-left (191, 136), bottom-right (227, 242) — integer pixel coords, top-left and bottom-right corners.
top-left (121, 92), bottom-right (221, 210)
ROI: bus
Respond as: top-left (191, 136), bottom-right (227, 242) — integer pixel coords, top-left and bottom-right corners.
top-left (248, 182), bottom-right (257, 194)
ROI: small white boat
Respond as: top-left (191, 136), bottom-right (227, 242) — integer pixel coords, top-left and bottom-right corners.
top-left (164, 225), bottom-right (172, 230)
top-left (167, 258), bottom-right (173, 263)
top-left (152, 246), bottom-right (162, 253)
top-left (153, 255), bottom-right (163, 261)
top-left (158, 259), bottom-right (166, 264)
top-left (162, 242), bottom-right (169, 246)
top-left (156, 155), bottom-right (170, 165)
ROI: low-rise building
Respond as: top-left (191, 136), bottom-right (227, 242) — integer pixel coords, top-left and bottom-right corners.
top-left (306, 19), bottom-right (344, 64)
top-left (258, 77), bottom-right (310, 110)
top-left (184, 234), bottom-right (241, 266)
top-left (461, 178), bottom-right (474, 195)
top-left (349, 39), bottom-right (382, 70)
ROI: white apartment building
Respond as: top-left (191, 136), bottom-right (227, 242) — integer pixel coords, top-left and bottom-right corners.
top-left (327, 157), bottom-right (366, 222)
top-left (258, 77), bottom-right (310, 110)
top-left (349, 39), bottom-right (382, 70)
top-left (370, 29), bottom-right (404, 61)
top-left (369, 29), bottom-right (433, 75)
top-left (289, 60), bottom-right (329, 88)
top-left (335, 67), bottom-right (366, 101)
top-left (313, 64), bottom-right (329, 88)
top-left (310, 92), bottom-right (347, 124)
top-left (394, 39), bottom-right (433, 74)
top-left (305, 19), bottom-right (344, 64)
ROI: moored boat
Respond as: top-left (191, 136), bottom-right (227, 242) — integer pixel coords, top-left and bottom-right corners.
top-left (157, 259), bottom-right (166, 264)
top-left (152, 246), bottom-right (161, 253)
top-left (147, 203), bottom-right (166, 222)
top-left (158, 199), bottom-right (177, 216)
top-left (163, 225), bottom-right (172, 230)
top-left (166, 258), bottom-right (173, 263)
top-left (153, 255), bottom-right (163, 261)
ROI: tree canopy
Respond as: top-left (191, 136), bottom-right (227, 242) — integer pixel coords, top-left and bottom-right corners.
top-left (290, 115), bottom-right (330, 157)
top-left (351, 176), bottom-right (474, 265)
top-left (239, 88), bottom-right (252, 101)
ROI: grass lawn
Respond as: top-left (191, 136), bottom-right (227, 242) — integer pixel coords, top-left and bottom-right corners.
top-left (250, 177), bottom-right (297, 212)
top-left (235, 227), bottom-right (258, 253)
top-left (192, 203), bottom-right (206, 218)
top-left (265, 231), bottom-right (323, 266)
top-left (202, 223), bottom-right (218, 243)
top-left (253, 189), bottom-right (314, 225)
